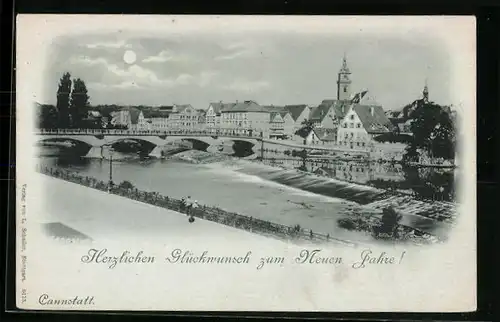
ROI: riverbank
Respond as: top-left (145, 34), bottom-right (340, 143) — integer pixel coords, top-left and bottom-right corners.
top-left (36, 173), bottom-right (306, 249)
top-left (37, 166), bottom-right (358, 247)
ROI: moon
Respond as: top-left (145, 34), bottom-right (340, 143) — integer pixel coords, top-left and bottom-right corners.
top-left (123, 50), bottom-right (137, 64)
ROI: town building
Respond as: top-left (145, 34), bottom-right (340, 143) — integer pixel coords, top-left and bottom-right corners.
top-left (336, 103), bottom-right (394, 149)
top-left (132, 109), bottom-right (148, 131)
top-left (313, 128), bottom-right (338, 145)
top-left (206, 102), bottom-right (236, 128)
top-left (167, 104), bottom-right (203, 130)
top-left (219, 100), bottom-right (271, 137)
top-left (310, 55), bottom-right (356, 128)
top-left (110, 108), bottom-right (131, 127)
top-left (299, 127), bottom-right (337, 146)
top-left (110, 107), bottom-right (147, 130)
top-left (280, 111), bottom-right (295, 138)
top-left (269, 111), bottom-right (286, 139)
top-left (263, 105), bottom-right (295, 139)
top-left (283, 104), bottom-right (311, 132)
top-left (143, 110), bottom-right (170, 131)
top-left (309, 104), bottom-right (338, 128)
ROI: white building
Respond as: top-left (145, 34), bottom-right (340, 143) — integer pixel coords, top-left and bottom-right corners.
top-left (337, 104), bottom-right (394, 149)
top-left (168, 104), bottom-right (203, 130)
top-left (143, 110), bottom-right (170, 131)
top-left (206, 102), bottom-right (236, 128)
top-left (220, 100), bottom-right (271, 137)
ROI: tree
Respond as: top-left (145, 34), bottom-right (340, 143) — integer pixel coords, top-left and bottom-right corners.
top-left (37, 104), bottom-right (58, 129)
top-left (374, 206), bottom-right (402, 239)
top-left (403, 100), bottom-right (456, 162)
top-left (296, 119), bottom-right (314, 134)
top-left (69, 78), bottom-right (90, 128)
top-left (56, 72), bottom-right (72, 128)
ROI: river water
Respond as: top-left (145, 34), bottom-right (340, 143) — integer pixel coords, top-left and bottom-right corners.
top-left (37, 146), bottom-right (456, 244)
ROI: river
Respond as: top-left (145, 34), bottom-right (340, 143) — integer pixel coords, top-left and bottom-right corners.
top-left (37, 146), bottom-right (456, 244)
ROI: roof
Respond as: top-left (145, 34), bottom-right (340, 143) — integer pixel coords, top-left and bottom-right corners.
top-left (350, 90), bottom-right (369, 104)
top-left (263, 105), bottom-right (285, 112)
top-left (270, 112), bottom-right (284, 122)
top-left (209, 102), bottom-right (237, 114)
top-left (310, 104), bottom-right (332, 122)
top-left (143, 110), bottom-right (170, 119)
top-left (352, 105), bottom-right (394, 134)
top-left (319, 99), bottom-right (350, 119)
top-left (283, 104), bottom-right (309, 121)
top-left (279, 111), bottom-right (291, 119)
top-left (128, 107), bottom-right (141, 124)
top-left (157, 105), bottom-right (174, 111)
top-left (174, 104), bottom-right (194, 113)
top-left (313, 128), bottom-right (337, 141)
top-left (220, 100), bottom-right (269, 113)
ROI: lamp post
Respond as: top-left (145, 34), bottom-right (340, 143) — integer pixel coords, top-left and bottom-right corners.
top-left (106, 145), bottom-right (114, 193)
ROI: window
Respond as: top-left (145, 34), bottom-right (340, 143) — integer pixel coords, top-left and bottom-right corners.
top-left (343, 87), bottom-right (347, 93)
top-left (350, 115), bottom-right (354, 120)
top-left (357, 123), bottom-right (361, 128)
top-left (349, 123), bottom-right (354, 128)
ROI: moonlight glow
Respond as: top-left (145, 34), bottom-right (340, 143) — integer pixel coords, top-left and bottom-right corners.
top-left (123, 50), bottom-right (137, 64)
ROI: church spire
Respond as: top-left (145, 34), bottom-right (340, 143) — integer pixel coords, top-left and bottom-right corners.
top-left (339, 52), bottom-right (350, 74)
top-left (337, 53), bottom-right (352, 101)
top-left (423, 78), bottom-right (429, 102)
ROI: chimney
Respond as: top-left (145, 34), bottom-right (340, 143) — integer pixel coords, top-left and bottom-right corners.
top-left (370, 106), bottom-right (374, 116)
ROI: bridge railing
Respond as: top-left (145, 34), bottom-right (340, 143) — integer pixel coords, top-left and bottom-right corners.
top-left (35, 128), bottom-right (263, 140)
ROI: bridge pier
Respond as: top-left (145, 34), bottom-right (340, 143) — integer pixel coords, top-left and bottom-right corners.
top-left (85, 146), bottom-right (104, 158)
top-left (149, 145), bottom-right (165, 158)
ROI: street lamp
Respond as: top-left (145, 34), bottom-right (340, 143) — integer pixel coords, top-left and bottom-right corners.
top-left (104, 144), bottom-right (114, 193)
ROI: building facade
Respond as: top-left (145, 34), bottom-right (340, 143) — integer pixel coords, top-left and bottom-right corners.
top-left (280, 111), bottom-right (295, 138)
top-left (168, 104), bottom-right (202, 130)
top-left (269, 112), bottom-right (285, 139)
top-left (220, 100), bottom-right (271, 137)
top-left (337, 104), bottom-right (393, 149)
top-left (283, 105), bottom-right (311, 132)
top-left (309, 104), bottom-right (337, 128)
top-left (206, 102), bottom-right (236, 128)
top-left (143, 110), bottom-right (170, 131)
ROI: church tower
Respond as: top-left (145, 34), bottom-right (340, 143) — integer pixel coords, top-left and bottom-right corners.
top-left (422, 79), bottom-right (429, 103)
top-left (337, 53), bottom-right (352, 101)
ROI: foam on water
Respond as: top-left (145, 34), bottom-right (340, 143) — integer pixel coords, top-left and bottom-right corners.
top-left (204, 161), bottom-right (347, 203)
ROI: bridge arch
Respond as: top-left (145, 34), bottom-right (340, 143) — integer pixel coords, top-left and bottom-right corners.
top-left (36, 135), bottom-right (104, 147)
top-left (104, 136), bottom-right (167, 147)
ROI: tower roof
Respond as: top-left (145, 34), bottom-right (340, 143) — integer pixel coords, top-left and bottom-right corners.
top-left (423, 78), bottom-right (429, 101)
top-left (339, 53), bottom-right (351, 74)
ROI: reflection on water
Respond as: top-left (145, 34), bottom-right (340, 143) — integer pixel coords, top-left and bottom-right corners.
top-left (262, 158), bottom-right (456, 202)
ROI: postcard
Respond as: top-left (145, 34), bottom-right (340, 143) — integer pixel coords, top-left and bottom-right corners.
top-left (15, 15), bottom-right (476, 312)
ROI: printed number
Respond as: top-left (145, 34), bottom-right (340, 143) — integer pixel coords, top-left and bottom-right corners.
top-left (21, 289), bottom-right (27, 303)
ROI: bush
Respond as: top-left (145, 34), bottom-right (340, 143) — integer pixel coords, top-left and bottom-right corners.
top-left (119, 180), bottom-right (135, 190)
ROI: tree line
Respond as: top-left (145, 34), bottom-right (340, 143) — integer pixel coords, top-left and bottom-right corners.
top-left (37, 72), bottom-right (90, 129)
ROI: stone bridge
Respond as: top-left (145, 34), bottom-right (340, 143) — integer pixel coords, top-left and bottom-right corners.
top-left (35, 129), bottom-right (262, 158)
